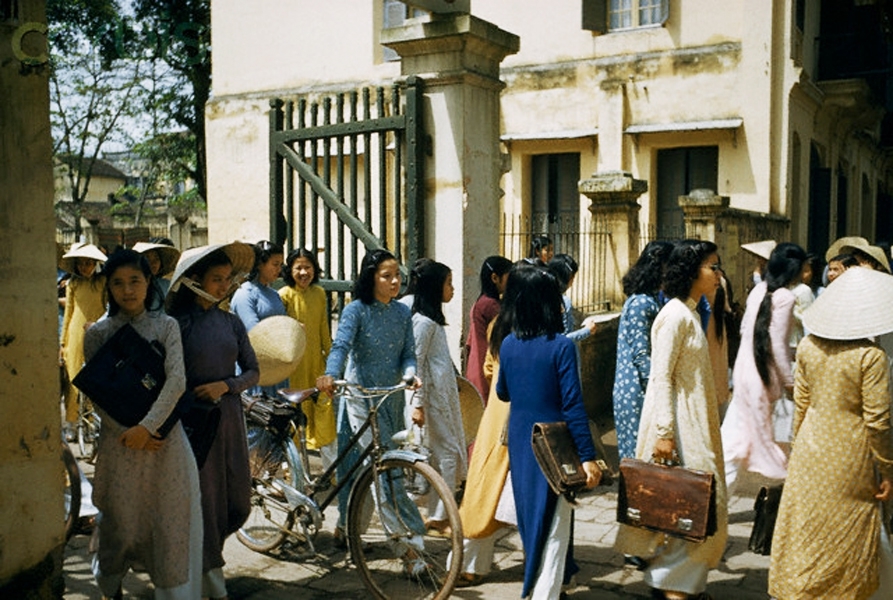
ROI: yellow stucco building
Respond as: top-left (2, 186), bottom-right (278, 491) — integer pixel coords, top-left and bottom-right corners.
top-left (207, 0), bottom-right (892, 324)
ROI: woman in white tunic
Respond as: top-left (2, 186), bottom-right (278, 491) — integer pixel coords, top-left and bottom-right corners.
top-left (410, 260), bottom-right (467, 532)
top-left (83, 249), bottom-right (202, 600)
top-left (614, 239), bottom-right (728, 600)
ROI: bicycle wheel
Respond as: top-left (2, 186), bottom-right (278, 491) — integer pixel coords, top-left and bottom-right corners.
top-left (62, 444), bottom-right (81, 541)
top-left (347, 458), bottom-right (462, 600)
top-left (237, 423), bottom-right (303, 552)
top-left (76, 393), bottom-right (99, 462)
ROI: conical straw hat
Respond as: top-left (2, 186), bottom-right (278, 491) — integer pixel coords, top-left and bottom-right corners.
top-left (59, 243), bottom-right (107, 274)
top-left (802, 266), bottom-right (893, 340)
top-left (831, 238), bottom-right (891, 274)
top-left (825, 236), bottom-right (869, 263)
top-left (132, 242), bottom-right (181, 277)
top-left (248, 315), bottom-right (306, 386)
top-left (167, 242), bottom-right (255, 297)
top-left (741, 240), bottom-right (777, 261)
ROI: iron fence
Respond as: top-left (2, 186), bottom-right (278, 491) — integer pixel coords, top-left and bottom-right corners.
top-left (500, 212), bottom-right (612, 314)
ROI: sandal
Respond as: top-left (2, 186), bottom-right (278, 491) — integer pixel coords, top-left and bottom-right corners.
top-left (455, 572), bottom-right (484, 587)
top-left (424, 519), bottom-right (452, 538)
top-left (402, 548), bottom-right (429, 579)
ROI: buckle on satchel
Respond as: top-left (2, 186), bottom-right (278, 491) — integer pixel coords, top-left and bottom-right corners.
top-left (141, 374), bottom-right (158, 390)
top-left (677, 518), bottom-right (693, 532)
top-left (626, 508), bottom-right (641, 522)
top-left (561, 463), bottom-right (578, 475)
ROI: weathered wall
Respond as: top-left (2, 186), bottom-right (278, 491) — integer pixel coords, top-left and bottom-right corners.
top-left (0, 1), bottom-right (66, 597)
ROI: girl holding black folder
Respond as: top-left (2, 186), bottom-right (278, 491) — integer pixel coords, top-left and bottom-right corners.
top-left (83, 249), bottom-right (202, 600)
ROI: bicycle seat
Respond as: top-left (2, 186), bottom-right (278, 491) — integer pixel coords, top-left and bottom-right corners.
top-left (278, 387), bottom-right (320, 404)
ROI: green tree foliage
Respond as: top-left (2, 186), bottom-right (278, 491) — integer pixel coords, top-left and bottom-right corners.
top-left (132, 0), bottom-right (210, 203)
top-left (48, 0), bottom-right (144, 239)
top-left (49, 0), bottom-right (211, 238)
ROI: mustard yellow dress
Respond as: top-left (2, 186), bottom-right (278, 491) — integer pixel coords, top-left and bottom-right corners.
top-left (769, 336), bottom-right (893, 600)
top-left (279, 284), bottom-right (334, 448)
top-left (459, 350), bottom-right (510, 538)
top-left (61, 275), bottom-right (107, 423)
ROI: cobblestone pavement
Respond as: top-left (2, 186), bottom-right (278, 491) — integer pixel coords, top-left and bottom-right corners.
top-left (63, 430), bottom-right (774, 599)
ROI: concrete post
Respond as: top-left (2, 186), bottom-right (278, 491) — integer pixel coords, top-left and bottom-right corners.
top-left (382, 14), bottom-right (519, 364)
top-left (679, 188), bottom-right (730, 243)
top-left (0, 2), bottom-right (66, 595)
top-left (579, 171), bottom-right (648, 311)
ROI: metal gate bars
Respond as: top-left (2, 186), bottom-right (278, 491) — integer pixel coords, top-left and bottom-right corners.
top-left (269, 76), bottom-right (426, 307)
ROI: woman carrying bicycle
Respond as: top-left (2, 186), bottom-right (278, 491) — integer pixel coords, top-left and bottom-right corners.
top-left (83, 249), bottom-right (202, 600)
top-left (315, 248), bottom-right (425, 573)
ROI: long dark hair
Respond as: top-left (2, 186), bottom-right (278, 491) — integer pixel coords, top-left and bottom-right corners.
top-left (412, 261), bottom-right (451, 325)
top-left (167, 249), bottom-right (233, 316)
top-left (623, 241), bottom-right (673, 297)
top-left (282, 248), bottom-right (322, 287)
top-left (404, 257), bottom-right (435, 298)
top-left (663, 239), bottom-right (718, 300)
top-left (547, 253), bottom-right (578, 294)
top-left (506, 263), bottom-right (564, 341)
top-left (478, 255), bottom-right (513, 300)
top-left (753, 242), bottom-right (807, 386)
top-left (104, 249), bottom-right (161, 316)
top-left (248, 240), bottom-right (284, 282)
top-left (353, 248), bottom-right (397, 305)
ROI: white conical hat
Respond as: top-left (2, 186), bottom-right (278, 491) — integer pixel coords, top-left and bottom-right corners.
top-left (59, 243), bottom-right (107, 274)
top-left (741, 240), bottom-right (776, 261)
top-left (248, 315), bottom-right (306, 386)
top-left (167, 242), bottom-right (255, 297)
top-left (802, 266), bottom-right (893, 340)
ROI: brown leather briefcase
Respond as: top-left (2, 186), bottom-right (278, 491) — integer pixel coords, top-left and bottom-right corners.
top-left (617, 457), bottom-right (717, 543)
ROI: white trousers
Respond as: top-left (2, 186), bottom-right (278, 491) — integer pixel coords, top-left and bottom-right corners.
top-left (644, 537), bottom-right (709, 596)
top-left (524, 496), bottom-right (572, 600)
top-left (462, 534), bottom-right (498, 575)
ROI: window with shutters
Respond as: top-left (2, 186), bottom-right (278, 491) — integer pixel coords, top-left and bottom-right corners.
top-left (583, 0), bottom-right (668, 33)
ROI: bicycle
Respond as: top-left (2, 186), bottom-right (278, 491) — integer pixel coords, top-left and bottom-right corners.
top-left (75, 390), bottom-right (100, 462)
top-left (237, 381), bottom-right (463, 600)
top-left (62, 438), bottom-right (81, 541)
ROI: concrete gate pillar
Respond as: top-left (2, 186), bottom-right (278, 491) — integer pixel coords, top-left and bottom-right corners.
top-left (383, 14), bottom-right (519, 363)
top-left (579, 171), bottom-right (648, 311)
top-left (679, 188), bottom-right (729, 243)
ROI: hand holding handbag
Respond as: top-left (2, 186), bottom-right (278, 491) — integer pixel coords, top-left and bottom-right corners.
top-left (617, 457), bottom-right (717, 543)
top-left (531, 421), bottom-right (604, 503)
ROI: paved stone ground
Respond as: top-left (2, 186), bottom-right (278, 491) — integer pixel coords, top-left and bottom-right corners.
top-left (63, 428), bottom-right (774, 599)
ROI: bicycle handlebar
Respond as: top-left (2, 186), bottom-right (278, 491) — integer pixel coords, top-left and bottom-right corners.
top-left (332, 379), bottom-right (410, 396)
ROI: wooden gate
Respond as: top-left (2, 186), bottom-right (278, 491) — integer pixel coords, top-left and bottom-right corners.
top-left (269, 76), bottom-right (426, 311)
